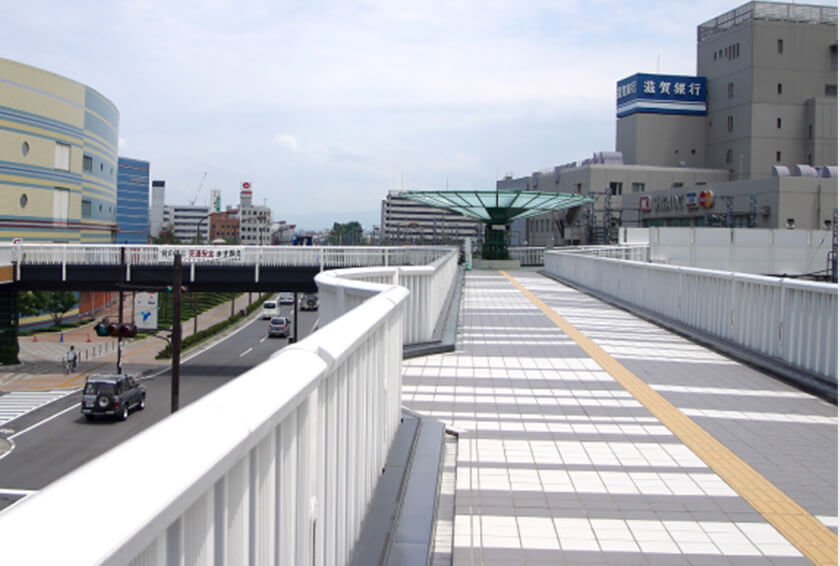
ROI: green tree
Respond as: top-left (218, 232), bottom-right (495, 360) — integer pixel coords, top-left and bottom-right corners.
top-left (329, 221), bottom-right (363, 245)
top-left (45, 291), bottom-right (77, 326)
top-left (152, 225), bottom-right (179, 245)
top-left (18, 291), bottom-right (48, 317)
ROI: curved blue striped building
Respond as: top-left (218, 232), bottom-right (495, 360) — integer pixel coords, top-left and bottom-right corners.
top-left (0, 57), bottom-right (119, 243)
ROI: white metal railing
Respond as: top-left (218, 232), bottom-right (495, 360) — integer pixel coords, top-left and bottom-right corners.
top-left (316, 248), bottom-right (458, 344)
top-left (507, 246), bottom-right (544, 266)
top-left (545, 250), bottom-right (838, 384)
top-left (557, 245), bottom-right (651, 262)
top-left (0, 251), bottom-right (439, 565)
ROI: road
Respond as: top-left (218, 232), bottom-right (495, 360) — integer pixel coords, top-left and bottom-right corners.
top-left (0, 305), bottom-right (319, 512)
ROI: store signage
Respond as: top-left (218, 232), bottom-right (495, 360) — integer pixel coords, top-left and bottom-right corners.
top-left (685, 192), bottom-right (699, 208)
top-left (157, 247), bottom-right (244, 263)
top-left (639, 195), bottom-right (651, 212)
top-left (616, 73), bottom-right (706, 118)
top-left (653, 193), bottom-right (685, 212)
top-left (134, 292), bottom-right (158, 330)
top-left (651, 189), bottom-right (714, 213)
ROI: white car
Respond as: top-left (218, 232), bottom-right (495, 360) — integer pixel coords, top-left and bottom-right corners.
top-left (261, 300), bottom-right (281, 319)
top-left (278, 292), bottom-right (294, 304)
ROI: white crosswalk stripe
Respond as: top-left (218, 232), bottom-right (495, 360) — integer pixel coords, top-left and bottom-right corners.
top-left (0, 391), bottom-right (72, 426)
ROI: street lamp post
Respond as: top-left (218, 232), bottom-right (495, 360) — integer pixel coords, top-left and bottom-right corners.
top-left (195, 213), bottom-right (213, 244)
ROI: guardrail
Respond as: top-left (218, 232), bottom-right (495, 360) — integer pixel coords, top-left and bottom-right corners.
top-left (3, 244), bottom-right (451, 270)
top-left (545, 250), bottom-right (837, 392)
top-left (317, 248), bottom-right (458, 344)
top-left (506, 245), bottom-right (650, 266)
top-left (0, 246), bottom-right (461, 565)
top-left (507, 247), bottom-right (545, 266)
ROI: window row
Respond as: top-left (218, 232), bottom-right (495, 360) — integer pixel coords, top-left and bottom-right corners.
top-left (713, 42), bottom-right (740, 61)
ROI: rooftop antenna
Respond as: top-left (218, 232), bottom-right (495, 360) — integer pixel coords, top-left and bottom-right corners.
top-left (656, 53), bottom-right (660, 73)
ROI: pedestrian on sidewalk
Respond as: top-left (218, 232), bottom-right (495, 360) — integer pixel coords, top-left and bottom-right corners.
top-left (65, 345), bottom-right (77, 373)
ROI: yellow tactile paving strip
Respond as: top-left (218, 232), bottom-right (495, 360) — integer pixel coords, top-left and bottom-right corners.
top-left (501, 271), bottom-right (838, 566)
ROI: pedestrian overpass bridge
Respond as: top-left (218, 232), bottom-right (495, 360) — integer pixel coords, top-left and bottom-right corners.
top-left (0, 243), bottom-right (834, 565)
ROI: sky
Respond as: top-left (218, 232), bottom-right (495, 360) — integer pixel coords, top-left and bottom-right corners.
top-left (5, 1), bottom-right (835, 231)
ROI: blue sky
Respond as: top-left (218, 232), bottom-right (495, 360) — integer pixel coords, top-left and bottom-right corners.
top-left (5, 1), bottom-right (835, 230)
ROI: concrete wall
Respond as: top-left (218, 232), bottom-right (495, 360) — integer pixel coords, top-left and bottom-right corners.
top-left (634, 226), bottom-right (835, 275)
top-left (616, 113), bottom-right (706, 168)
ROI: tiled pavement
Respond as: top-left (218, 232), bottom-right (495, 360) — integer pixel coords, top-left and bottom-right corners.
top-left (402, 270), bottom-right (837, 565)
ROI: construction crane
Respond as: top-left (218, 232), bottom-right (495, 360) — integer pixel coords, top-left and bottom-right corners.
top-left (190, 171), bottom-right (208, 205)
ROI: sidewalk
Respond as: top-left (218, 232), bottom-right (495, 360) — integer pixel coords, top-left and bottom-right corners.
top-left (0, 293), bottom-right (265, 392)
top-left (403, 269), bottom-right (837, 565)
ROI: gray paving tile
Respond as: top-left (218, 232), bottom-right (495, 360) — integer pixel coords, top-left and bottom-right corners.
top-left (403, 270), bottom-right (834, 566)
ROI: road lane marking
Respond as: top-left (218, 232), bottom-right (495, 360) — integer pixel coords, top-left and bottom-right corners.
top-left (239, 348), bottom-right (253, 357)
top-left (0, 488), bottom-right (36, 496)
top-left (500, 270), bottom-right (838, 566)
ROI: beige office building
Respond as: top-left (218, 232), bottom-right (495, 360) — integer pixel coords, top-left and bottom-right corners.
top-left (500, 1), bottom-right (837, 245)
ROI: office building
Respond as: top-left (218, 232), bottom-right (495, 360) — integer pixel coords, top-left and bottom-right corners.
top-left (116, 157), bottom-right (150, 244)
top-left (162, 204), bottom-right (210, 243)
top-left (209, 210), bottom-right (239, 243)
top-left (697, 2), bottom-right (837, 178)
top-left (149, 180), bottom-right (166, 239)
top-left (238, 182), bottom-right (272, 245)
top-left (380, 190), bottom-right (481, 244)
top-left (502, 1), bottom-right (837, 244)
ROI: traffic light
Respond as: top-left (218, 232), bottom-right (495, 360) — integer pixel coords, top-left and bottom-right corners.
top-left (120, 323), bottom-right (138, 338)
top-left (94, 319), bottom-right (137, 338)
top-left (94, 318), bottom-right (110, 337)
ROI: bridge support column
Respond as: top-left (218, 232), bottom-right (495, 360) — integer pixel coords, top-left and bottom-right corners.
top-left (0, 287), bottom-right (20, 365)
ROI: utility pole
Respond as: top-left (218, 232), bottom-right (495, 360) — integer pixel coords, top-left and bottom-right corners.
top-left (117, 247), bottom-right (125, 374)
top-left (171, 253), bottom-right (182, 413)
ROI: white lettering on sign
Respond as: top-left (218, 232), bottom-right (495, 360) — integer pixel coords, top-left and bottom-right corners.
top-left (659, 81), bottom-right (671, 95)
top-left (158, 247), bottom-right (244, 262)
top-left (653, 193), bottom-right (685, 212)
top-left (643, 80), bottom-right (656, 94)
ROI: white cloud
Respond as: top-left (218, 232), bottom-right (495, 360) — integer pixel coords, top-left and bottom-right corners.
top-left (273, 133), bottom-right (300, 152)
top-left (6, 0), bottom-right (835, 229)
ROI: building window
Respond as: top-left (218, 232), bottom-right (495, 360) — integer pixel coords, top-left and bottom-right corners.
top-left (21, 141), bottom-right (29, 156)
top-left (809, 124), bottom-right (813, 139)
top-left (826, 84), bottom-right (838, 96)
top-left (54, 142), bottom-right (70, 171)
top-left (777, 117), bottom-right (782, 129)
top-left (631, 182), bottom-right (645, 193)
top-left (832, 44), bottom-right (838, 70)
top-left (726, 149), bottom-right (733, 163)
top-left (776, 151), bottom-right (782, 162)
top-left (82, 200), bottom-right (91, 218)
top-left (727, 115), bottom-right (733, 132)
top-left (727, 82), bottom-right (734, 98)
top-left (53, 187), bottom-right (70, 223)
top-left (777, 39), bottom-right (784, 54)
top-left (19, 194), bottom-right (28, 209)
top-left (808, 154), bottom-right (813, 165)
top-left (83, 155), bottom-right (93, 172)
top-left (609, 182), bottom-right (623, 196)
top-left (777, 83), bottom-right (783, 95)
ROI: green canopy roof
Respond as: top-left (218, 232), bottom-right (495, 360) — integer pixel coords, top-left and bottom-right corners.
top-left (400, 190), bottom-right (595, 224)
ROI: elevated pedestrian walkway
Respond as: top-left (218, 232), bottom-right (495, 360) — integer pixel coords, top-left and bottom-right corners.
top-left (403, 269), bottom-right (837, 565)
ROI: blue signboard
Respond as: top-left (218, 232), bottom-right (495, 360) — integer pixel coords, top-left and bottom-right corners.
top-left (616, 73), bottom-right (706, 118)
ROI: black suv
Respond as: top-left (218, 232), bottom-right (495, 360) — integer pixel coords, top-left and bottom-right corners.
top-left (81, 375), bottom-right (146, 421)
